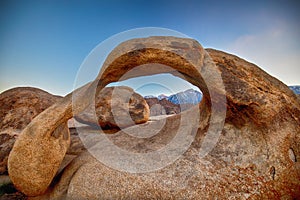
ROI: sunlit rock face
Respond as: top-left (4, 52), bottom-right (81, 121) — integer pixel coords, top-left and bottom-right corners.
top-left (0, 87), bottom-right (61, 176)
top-left (0, 87), bottom-right (61, 131)
top-left (7, 37), bottom-right (300, 199)
top-left (75, 86), bottom-right (149, 129)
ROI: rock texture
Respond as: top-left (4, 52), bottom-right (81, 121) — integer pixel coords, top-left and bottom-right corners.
top-left (145, 97), bottom-right (196, 116)
top-left (8, 37), bottom-right (300, 199)
top-left (0, 87), bottom-right (61, 175)
top-left (75, 86), bottom-right (149, 129)
top-left (9, 122), bottom-right (70, 196)
top-left (0, 133), bottom-right (17, 175)
top-left (0, 87), bottom-right (61, 131)
top-left (145, 97), bottom-right (180, 116)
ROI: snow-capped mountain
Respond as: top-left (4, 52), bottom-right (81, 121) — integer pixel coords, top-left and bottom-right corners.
top-left (144, 95), bottom-right (156, 99)
top-left (158, 94), bottom-right (168, 100)
top-left (167, 89), bottom-right (202, 105)
top-left (289, 86), bottom-right (300, 94)
top-left (144, 89), bottom-right (202, 105)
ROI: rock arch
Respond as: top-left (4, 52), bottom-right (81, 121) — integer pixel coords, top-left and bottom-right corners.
top-left (9, 36), bottom-right (221, 196)
top-left (7, 37), bottom-right (300, 198)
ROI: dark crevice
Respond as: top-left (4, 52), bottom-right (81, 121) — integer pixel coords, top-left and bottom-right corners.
top-left (270, 166), bottom-right (275, 180)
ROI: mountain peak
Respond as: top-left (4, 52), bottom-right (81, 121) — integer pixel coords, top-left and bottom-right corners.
top-left (144, 89), bottom-right (202, 105)
top-left (158, 94), bottom-right (168, 100)
top-left (289, 85), bottom-right (300, 94)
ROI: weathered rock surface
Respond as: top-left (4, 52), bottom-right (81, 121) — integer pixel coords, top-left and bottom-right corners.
top-left (8, 37), bottom-right (300, 199)
top-left (0, 132), bottom-right (17, 175)
top-left (0, 87), bottom-right (61, 131)
top-left (0, 87), bottom-right (61, 198)
top-left (9, 122), bottom-right (70, 196)
top-left (75, 86), bottom-right (150, 129)
top-left (0, 87), bottom-right (61, 176)
top-left (145, 97), bottom-right (196, 116)
top-left (145, 97), bottom-right (180, 116)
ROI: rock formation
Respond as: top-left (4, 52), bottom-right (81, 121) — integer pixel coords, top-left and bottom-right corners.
top-left (8, 37), bottom-right (300, 199)
top-left (0, 133), bottom-right (17, 175)
top-left (75, 86), bottom-right (149, 129)
top-left (145, 97), bottom-right (196, 116)
top-left (145, 97), bottom-right (180, 116)
top-left (0, 87), bottom-right (61, 131)
top-left (0, 87), bottom-right (61, 175)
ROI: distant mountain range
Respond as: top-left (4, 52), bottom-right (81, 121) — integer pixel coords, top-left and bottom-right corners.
top-left (144, 89), bottom-right (202, 116)
top-left (145, 86), bottom-right (299, 105)
top-left (144, 89), bottom-right (202, 105)
top-left (158, 94), bottom-right (169, 100)
top-left (168, 89), bottom-right (202, 104)
top-left (289, 86), bottom-right (300, 94)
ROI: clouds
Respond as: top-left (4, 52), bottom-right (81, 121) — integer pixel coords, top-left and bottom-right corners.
top-left (227, 21), bottom-right (300, 85)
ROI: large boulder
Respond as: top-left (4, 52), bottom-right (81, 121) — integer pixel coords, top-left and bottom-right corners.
top-left (8, 37), bottom-right (300, 199)
top-left (75, 86), bottom-right (149, 129)
top-left (0, 87), bottom-right (61, 175)
top-left (0, 87), bottom-right (61, 131)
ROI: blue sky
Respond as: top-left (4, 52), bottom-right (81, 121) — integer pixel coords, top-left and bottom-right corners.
top-left (0, 0), bottom-right (299, 96)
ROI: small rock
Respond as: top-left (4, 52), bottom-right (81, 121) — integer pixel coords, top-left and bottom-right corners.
top-left (145, 97), bottom-right (180, 116)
